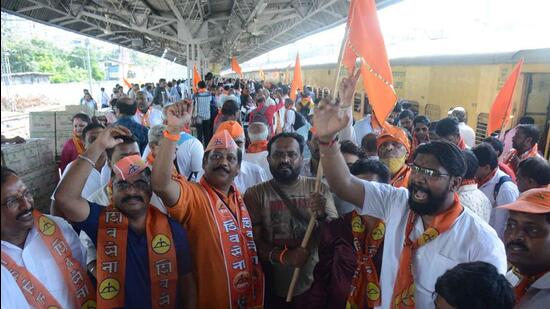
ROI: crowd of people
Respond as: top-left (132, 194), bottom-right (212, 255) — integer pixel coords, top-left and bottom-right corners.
top-left (1, 71), bottom-right (549, 309)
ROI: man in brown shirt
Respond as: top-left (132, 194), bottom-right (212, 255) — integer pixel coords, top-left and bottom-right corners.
top-left (244, 132), bottom-right (338, 308)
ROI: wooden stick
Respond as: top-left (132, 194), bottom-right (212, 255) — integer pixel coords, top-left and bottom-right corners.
top-left (285, 22), bottom-right (350, 303)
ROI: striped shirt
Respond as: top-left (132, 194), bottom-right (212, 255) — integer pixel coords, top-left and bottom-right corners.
top-left (194, 91), bottom-right (212, 120)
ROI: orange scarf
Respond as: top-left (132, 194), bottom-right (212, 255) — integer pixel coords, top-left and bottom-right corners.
top-left (457, 136), bottom-right (467, 150)
top-left (391, 194), bottom-right (463, 309)
top-left (72, 131), bottom-right (85, 155)
top-left (198, 178), bottom-right (265, 308)
top-left (347, 211), bottom-right (385, 308)
top-left (247, 141), bottom-right (268, 154)
top-left (513, 268), bottom-right (547, 304)
top-left (476, 168), bottom-right (497, 188)
top-left (392, 165), bottom-right (411, 188)
top-left (96, 205), bottom-right (177, 308)
top-left (1, 212), bottom-right (96, 308)
top-left (460, 179), bottom-right (478, 186)
top-left (520, 144), bottom-right (540, 161)
top-left (137, 107), bottom-right (152, 127)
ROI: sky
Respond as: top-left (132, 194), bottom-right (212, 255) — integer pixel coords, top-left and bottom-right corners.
top-left (228, 0), bottom-right (550, 73)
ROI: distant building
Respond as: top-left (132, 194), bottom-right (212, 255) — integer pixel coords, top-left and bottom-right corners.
top-left (1, 72), bottom-right (52, 85)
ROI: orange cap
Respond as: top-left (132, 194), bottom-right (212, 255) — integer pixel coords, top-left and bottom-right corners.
top-left (498, 188), bottom-right (550, 214)
top-left (216, 120), bottom-right (244, 139)
top-left (206, 130), bottom-right (239, 152)
top-left (113, 155), bottom-right (149, 180)
top-left (376, 125), bottom-right (411, 153)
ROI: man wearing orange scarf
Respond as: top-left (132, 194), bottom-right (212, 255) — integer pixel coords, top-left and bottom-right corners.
top-left (501, 188), bottom-right (550, 308)
top-left (54, 126), bottom-right (196, 309)
top-left (377, 125), bottom-right (411, 188)
top-left (436, 117), bottom-right (468, 150)
top-left (244, 122), bottom-right (272, 178)
top-left (151, 101), bottom-right (265, 308)
top-left (504, 124), bottom-right (543, 173)
top-left (312, 75), bottom-right (506, 309)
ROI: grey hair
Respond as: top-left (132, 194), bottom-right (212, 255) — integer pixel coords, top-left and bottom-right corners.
top-left (148, 125), bottom-right (167, 146)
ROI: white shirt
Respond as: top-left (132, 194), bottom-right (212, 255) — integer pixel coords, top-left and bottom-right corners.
top-left (354, 115), bottom-right (374, 145)
top-left (1, 215), bottom-right (86, 309)
top-left (457, 183), bottom-right (492, 223)
top-left (359, 180), bottom-right (507, 309)
top-left (175, 133), bottom-right (204, 181)
top-left (51, 161), bottom-right (111, 200)
top-left (478, 168), bottom-right (519, 239)
top-left (458, 122), bottom-right (476, 148)
top-left (243, 151), bottom-right (272, 179)
top-left (100, 91), bottom-right (109, 107)
top-left (284, 108), bottom-right (296, 132)
top-left (506, 270), bottom-right (550, 309)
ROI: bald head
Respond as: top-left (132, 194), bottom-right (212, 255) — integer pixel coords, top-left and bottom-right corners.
top-left (249, 122), bottom-right (269, 142)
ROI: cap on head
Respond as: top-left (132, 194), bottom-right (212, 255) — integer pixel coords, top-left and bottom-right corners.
top-left (113, 155), bottom-right (149, 180)
top-left (498, 188), bottom-right (550, 214)
top-left (206, 130), bottom-right (238, 152)
top-left (376, 125), bottom-right (411, 153)
top-left (216, 120), bottom-right (244, 139)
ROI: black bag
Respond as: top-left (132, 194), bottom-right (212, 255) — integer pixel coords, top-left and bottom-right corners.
top-left (292, 109), bottom-right (307, 131)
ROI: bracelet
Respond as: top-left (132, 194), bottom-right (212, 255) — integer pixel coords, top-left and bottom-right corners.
top-left (163, 130), bottom-right (180, 142)
top-left (268, 247), bottom-right (277, 265)
top-left (318, 137), bottom-right (337, 147)
top-left (279, 245), bottom-right (288, 265)
top-left (78, 155), bottom-right (96, 167)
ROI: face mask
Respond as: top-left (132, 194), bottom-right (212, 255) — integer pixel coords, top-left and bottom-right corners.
top-left (381, 155), bottom-right (407, 176)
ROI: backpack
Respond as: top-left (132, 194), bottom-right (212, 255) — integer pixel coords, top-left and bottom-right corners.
top-left (292, 109), bottom-right (307, 131)
top-left (494, 175), bottom-right (513, 201)
top-left (251, 105), bottom-right (269, 125)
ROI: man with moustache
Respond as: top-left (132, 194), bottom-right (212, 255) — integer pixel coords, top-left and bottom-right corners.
top-left (500, 188), bottom-right (550, 308)
top-left (151, 101), bottom-right (265, 308)
top-left (54, 126), bottom-right (196, 309)
top-left (244, 132), bottom-right (338, 307)
top-left (1, 167), bottom-right (93, 309)
top-left (377, 125), bottom-right (412, 188)
top-left (313, 73), bottom-right (507, 309)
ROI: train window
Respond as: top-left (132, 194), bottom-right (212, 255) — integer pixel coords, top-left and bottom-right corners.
top-left (322, 88), bottom-right (330, 98)
top-left (353, 93), bottom-right (362, 113)
top-left (475, 113), bottom-right (490, 143)
top-left (425, 104), bottom-right (441, 121)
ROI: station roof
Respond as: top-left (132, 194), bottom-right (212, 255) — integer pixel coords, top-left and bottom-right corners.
top-left (1, 0), bottom-right (400, 68)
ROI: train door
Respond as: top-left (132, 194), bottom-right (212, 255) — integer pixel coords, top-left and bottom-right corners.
top-left (521, 73), bottom-right (550, 157)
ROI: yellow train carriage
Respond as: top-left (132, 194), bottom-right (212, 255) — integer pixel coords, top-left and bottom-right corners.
top-left (245, 48), bottom-right (550, 144)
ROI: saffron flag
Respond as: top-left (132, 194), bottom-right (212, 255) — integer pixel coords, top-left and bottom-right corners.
top-left (231, 57), bottom-right (243, 76)
top-left (487, 59), bottom-right (524, 135)
top-left (122, 77), bottom-right (132, 90)
top-left (346, 0), bottom-right (396, 128)
top-left (192, 64), bottom-right (201, 94)
top-left (289, 53), bottom-right (303, 101)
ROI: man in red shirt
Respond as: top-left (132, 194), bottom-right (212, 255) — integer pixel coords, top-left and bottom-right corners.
top-left (248, 93), bottom-right (284, 135)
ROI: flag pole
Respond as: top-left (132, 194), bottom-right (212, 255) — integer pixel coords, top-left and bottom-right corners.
top-left (285, 22), bottom-right (350, 303)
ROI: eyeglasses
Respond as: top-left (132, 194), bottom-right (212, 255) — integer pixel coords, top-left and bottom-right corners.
top-left (409, 164), bottom-right (450, 179)
top-left (2, 189), bottom-right (34, 209)
top-left (209, 152), bottom-right (238, 164)
top-left (271, 151), bottom-right (300, 161)
top-left (113, 179), bottom-right (150, 191)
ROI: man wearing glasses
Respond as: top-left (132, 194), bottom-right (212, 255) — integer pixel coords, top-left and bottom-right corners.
top-left (312, 73), bottom-right (507, 309)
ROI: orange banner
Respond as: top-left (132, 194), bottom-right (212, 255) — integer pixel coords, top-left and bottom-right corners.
top-left (289, 53), bottom-right (303, 101)
top-left (231, 56), bottom-right (243, 76)
top-left (487, 59), bottom-right (524, 135)
top-left (347, 0), bottom-right (396, 128)
top-left (193, 64), bottom-right (201, 94)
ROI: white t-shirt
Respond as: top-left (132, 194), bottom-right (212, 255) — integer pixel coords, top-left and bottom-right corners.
top-left (243, 151), bottom-right (272, 179)
top-left (358, 180), bottom-right (507, 309)
top-left (284, 108), bottom-right (296, 132)
top-left (478, 168), bottom-right (519, 239)
top-left (51, 161), bottom-right (111, 200)
top-left (1, 215), bottom-right (86, 309)
top-left (354, 115), bottom-right (374, 145)
top-left (458, 122), bottom-right (476, 148)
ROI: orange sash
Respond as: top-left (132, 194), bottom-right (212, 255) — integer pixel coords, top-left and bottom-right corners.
top-left (513, 268), bottom-right (546, 304)
top-left (72, 132), bottom-right (85, 155)
top-left (137, 107), bottom-right (152, 127)
top-left (391, 165), bottom-right (410, 188)
top-left (346, 211), bottom-right (385, 308)
top-left (391, 194), bottom-right (463, 309)
top-left (1, 212), bottom-right (96, 309)
top-left (247, 141), bottom-right (268, 154)
top-left (96, 205), bottom-right (177, 308)
top-left (199, 178), bottom-right (265, 308)
top-left (520, 144), bottom-right (540, 161)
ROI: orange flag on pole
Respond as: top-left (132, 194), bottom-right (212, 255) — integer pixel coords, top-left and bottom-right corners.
top-left (231, 57), bottom-right (243, 76)
top-left (192, 64), bottom-right (201, 94)
top-left (346, 0), bottom-right (396, 128)
top-left (487, 59), bottom-right (524, 135)
top-left (289, 53), bottom-right (303, 101)
top-left (122, 77), bottom-right (132, 90)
